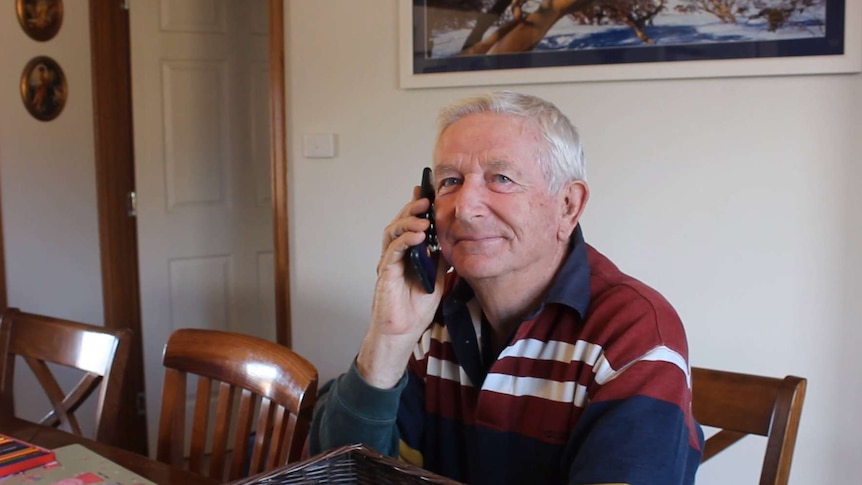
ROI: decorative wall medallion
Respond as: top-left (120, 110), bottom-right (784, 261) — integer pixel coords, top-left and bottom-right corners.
top-left (16, 0), bottom-right (64, 42)
top-left (20, 56), bottom-right (67, 122)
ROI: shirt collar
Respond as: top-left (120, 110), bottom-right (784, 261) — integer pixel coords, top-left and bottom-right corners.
top-left (542, 223), bottom-right (591, 318)
top-left (442, 224), bottom-right (591, 321)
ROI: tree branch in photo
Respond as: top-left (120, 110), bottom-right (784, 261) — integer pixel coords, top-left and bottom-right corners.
top-left (462, 0), bottom-right (514, 51)
top-left (459, 0), bottom-right (601, 55)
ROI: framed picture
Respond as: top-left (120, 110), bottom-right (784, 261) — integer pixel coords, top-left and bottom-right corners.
top-left (400, 0), bottom-right (861, 89)
top-left (16, 0), bottom-right (64, 42)
top-left (20, 56), bottom-right (67, 122)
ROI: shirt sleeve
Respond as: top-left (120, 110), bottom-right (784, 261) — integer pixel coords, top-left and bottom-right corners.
top-left (308, 358), bottom-right (407, 456)
top-left (564, 358), bottom-right (704, 485)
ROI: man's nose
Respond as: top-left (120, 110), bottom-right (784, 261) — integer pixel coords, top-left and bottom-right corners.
top-left (453, 176), bottom-right (486, 221)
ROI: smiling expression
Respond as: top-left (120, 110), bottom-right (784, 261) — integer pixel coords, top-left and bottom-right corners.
top-left (433, 112), bottom-right (577, 287)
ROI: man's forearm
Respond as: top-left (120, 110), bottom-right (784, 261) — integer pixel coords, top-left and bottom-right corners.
top-left (356, 330), bottom-right (419, 389)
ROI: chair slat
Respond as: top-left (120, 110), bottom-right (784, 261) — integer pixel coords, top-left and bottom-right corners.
top-left (40, 372), bottom-right (103, 433)
top-left (55, 373), bottom-right (103, 415)
top-left (269, 405), bottom-right (288, 468)
top-left (702, 429), bottom-right (746, 461)
top-left (188, 377), bottom-right (213, 474)
top-left (278, 411), bottom-right (298, 465)
top-left (157, 368), bottom-right (187, 466)
top-left (208, 381), bottom-right (235, 480)
top-left (230, 388), bottom-right (258, 480)
top-left (249, 398), bottom-right (274, 474)
top-left (26, 356), bottom-right (83, 434)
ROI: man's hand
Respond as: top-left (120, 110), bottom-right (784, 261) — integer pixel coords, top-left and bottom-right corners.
top-left (356, 187), bottom-right (446, 389)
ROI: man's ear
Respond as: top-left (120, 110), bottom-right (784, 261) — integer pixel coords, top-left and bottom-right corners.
top-left (558, 180), bottom-right (589, 242)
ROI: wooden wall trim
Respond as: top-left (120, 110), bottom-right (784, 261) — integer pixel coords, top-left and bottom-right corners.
top-left (270, 0), bottom-right (292, 348)
top-left (0, 173), bottom-right (6, 312)
top-left (89, 0), bottom-right (148, 455)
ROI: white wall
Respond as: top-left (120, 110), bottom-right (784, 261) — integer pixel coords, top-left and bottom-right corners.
top-left (286, 1), bottom-right (862, 483)
top-left (0, 2), bottom-right (104, 428)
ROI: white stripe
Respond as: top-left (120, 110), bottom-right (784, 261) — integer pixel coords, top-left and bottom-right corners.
top-left (427, 356), bottom-right (473, 387)
top-left (413, 324), bottom-right (475, 387)
top-left (413, 328), bottom-right (432, 361)
top-left (412, 323), bottom-right (450, 361)
top-left (574, 382), bottom-right (588, 407)
top-left (593, 345), bottom-right (690, 386)
top-left (499, 338), bottom-right (604, 366)
top-left (483, 373), bottom-right (589, 406)
top-left (485, 341), bottom-right (689, 406)
top-left (479, 338), bottom-right (605, 407)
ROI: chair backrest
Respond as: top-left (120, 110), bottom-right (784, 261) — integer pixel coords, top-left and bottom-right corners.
top-left (691, 367), bottom-right (807, 485)
top-left (156, 328), bottom-right (318, 482)
top-left (0, 307), bottom-right (131, 447)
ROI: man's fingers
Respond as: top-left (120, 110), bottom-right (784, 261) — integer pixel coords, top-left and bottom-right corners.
top-left (384, 216), bottom-right (429, 243)
top-left (377, 191), bottom-right (434, 273)
top-left (377, 230), bottom-right (426, 275)
top-left (381, 198), bottom-right (431, 249)
top-left (385, 231), bottom-right (426, 262)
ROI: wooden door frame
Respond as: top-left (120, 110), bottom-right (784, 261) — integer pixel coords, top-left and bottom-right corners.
top-left (0, 29), bottom-right (6, 308)
top-left (0, 175), bottom-right (6, 313)
top-left (89, 0), bottom-right (147, 455)
top-left (89, 0), bottom-right (291, 454)
top-left (269, 0), bottom-right (291, 347)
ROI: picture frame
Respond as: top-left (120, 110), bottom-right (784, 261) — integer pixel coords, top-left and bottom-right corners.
top-left (16, 0), bottom-right (64, 42)
top-left (20, 56), bottom-right (68, 122)
top-left (399, 0), bottom-right (861, 89)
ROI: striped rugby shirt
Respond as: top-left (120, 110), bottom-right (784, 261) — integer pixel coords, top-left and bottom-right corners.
top-left (310, 226), bottom-right (703, 484)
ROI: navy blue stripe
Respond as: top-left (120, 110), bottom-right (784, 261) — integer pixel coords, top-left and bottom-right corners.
top-left (566, 395), bottom-right (703, 485)
top-left (420, 412), bottom-right (568, 484)
top-left (397, 369), bottom-right (426, 450)
top-left (410, 394), bottom-right (702, 485)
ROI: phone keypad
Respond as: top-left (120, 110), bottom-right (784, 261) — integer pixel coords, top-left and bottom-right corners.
top-left (426, 206), bottom-right (440, 253)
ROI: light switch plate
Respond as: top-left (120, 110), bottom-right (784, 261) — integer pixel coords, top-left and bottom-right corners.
top-left (302, 133), bottom-right (336, 158)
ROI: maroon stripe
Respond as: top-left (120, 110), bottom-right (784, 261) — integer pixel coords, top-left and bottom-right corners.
top-left (493, 354), bottom-right (579, 382)
top-left (425, 375), bottom-right (477, 425)
top-left (474, 392), bottom-right (581, 444)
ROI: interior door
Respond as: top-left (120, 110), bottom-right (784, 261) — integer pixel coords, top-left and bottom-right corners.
top-left (129, 0), bottom-right (274, 455)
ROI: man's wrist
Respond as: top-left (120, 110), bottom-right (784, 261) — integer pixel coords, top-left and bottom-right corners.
top-left (356, 331), bottom-right (417, 389)
top-left (338, 359), bottom-right (407, 420)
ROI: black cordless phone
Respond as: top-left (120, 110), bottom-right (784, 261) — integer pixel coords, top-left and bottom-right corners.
top-left (408, 167), bottom-right (439, 293)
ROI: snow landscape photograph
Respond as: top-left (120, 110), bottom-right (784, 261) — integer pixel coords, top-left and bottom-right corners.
top-left (412, 0), bottom-right (843, 73)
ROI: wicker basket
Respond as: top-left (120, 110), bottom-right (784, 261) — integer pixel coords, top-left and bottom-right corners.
top-left (229, 443), bottom-right (464, 485)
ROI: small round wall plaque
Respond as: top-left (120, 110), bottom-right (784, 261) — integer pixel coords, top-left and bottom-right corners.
top-left (16, 0), bottom-right (64, 42)
top-left (20, 56), bottom-right (67, 122)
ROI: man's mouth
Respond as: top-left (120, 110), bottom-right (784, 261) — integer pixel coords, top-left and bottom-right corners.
top-left (453, 235), bottom-right (503, 245)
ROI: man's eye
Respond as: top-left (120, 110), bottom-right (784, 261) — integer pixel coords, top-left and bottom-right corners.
top-left (440, 177), bottom-right (461, 187)
top-left (492, 174), bottom-right (512, 183)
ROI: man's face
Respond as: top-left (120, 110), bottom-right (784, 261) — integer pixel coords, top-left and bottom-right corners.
top-left (433, 112), bottom-right (574, 285)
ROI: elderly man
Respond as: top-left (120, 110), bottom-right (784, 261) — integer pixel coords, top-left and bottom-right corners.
top-left (309, 92), bottom-right (703, 484)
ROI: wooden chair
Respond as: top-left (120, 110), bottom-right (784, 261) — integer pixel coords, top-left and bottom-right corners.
top-left (691, 367), bottom-right (807, 485)
top-left (156, 328), bottom-right (318, 482)
top-left (0, 307), bottom-right (131, 447)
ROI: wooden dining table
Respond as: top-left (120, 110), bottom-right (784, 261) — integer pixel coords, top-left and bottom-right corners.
top-left (0, 416), bottom-right (220, 485)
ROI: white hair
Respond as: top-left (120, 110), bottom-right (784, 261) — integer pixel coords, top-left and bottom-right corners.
top-left (436, 91), bottom-right (586, 193)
